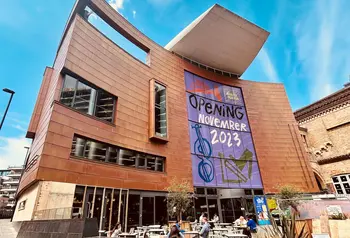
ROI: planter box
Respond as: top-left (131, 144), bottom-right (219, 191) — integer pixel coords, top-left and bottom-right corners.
top-left (168, 220), bottom-right (191, 231)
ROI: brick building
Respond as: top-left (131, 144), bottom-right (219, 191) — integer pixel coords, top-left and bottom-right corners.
top-left (14, 0), bottom-right (317, 230)
top-left (295, 83), bottom-right (350, 195)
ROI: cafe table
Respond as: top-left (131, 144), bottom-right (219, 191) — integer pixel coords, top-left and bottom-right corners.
top-left (118, 233), bottom-right (138, 237)
top-left (213, 228), bottom-right (229, 231)
top-left (224, 233), bottom-right (247, 238)
top-left (219, 223), bottom-right (232, 226)
top-left (148, 229), bottom-right (166, 235)
top-left (148, 225), bottom-right (161, 229)
top-left (233, 225), bottom-right (247, 228)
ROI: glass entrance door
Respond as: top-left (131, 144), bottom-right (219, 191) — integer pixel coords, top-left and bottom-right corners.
top-left (221, 199), bottom-right (234, 223)
top-left (207, 198), bottom-right (219, 220)
top-left (127, 194), bottom-right (140, 230)
top-left (78, 186), bottom-right (166, 232)
top-left (84, 187), bottom-right (104, 226)
top-left (232, 198), bottom-right (244, 219)
top-left (141, 196), bottom-right (155, 226)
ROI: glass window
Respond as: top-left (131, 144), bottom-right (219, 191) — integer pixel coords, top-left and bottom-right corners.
top-left (107, 147), bottom-right (118, 163)
top-left (73, 186), bottom-right (84, 218)
top-left (155, 157), bottom-right (164, 172)
top-left (254, 189), bottom-right (264, 195)
top-left (195, 188), bottom-right (205, 195)
top-left (332, 174), bottom-right (350, 195)
top-left (146, 156), bottom-right (156, 171)
top-left (73, 81), bottom-right (96, 115)
top-left (84, 140), bottom-right (108, 162)
top-left (71, 137), bottom-right (86, 157)
top-left (137, 153), bottom-right (146, 169)
top-left (119, 149), bottom-right (136, 167)
top-left (154, 82), bottom-right (167, 138)
top-left (70, 135), bottom-right (165, 172)
top-left (95, 90), bottom-right (114, 122)
top-left (207, 188), bottom-right (217, 195)
top-left (60, 75), bottom-right (116, 123)
top-left (60, 75), bottom-right (77, 107)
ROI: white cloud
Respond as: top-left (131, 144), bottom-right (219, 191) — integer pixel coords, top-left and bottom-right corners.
top-left (11, 124), bottom-right (27, 132)
top-left (257, 47), bottom-right (279, 83)
top-left (108, 0), bottom-right (124, 12)
top-left (132, 10), bottom-right (136, 19)
top-left (0, 135), bottom-right (30, 168)
top-left (294, 0), bottom-right (350, 101)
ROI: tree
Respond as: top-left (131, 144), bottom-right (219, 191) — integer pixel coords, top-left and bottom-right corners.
top-left (165, 177), bottom-right (194, 221)
top-left (276, 184), bottom-right (302, 214)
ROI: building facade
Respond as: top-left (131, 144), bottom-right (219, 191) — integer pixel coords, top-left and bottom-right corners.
top-left (295, 83), bottom-right (350, 195)
top-left (0, 166), bottom-right (23, 209)
top-left (14, 0), bottom-right (317, 231)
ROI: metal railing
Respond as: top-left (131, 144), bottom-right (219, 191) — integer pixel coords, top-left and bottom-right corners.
top-left (33, 207), bottom-right (78, 220)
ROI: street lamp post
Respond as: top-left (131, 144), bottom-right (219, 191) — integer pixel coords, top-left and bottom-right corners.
top-left (0, 88), bottom-right (15, 130)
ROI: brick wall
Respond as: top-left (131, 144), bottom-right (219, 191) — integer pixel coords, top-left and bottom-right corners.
top-left (299, 104), bottom-right (350, 185)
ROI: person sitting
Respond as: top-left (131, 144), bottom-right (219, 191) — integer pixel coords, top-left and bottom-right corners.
top-left (247, 216), bottom-right (258, 234)
top-left (234, 216), bottom-right (247, 226)
top-left (212, 213), bottom-right (219, 223)
top-left (167, 225), bottom-right (184, 238)
top-left (175, 220), bottom-right (185, 234)
top-left (108, 222), bottom-right (122, 237)
top-left (199, 217), bottom-right (210, 238)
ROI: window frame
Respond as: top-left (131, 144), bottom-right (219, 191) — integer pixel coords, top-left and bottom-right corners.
top-left (18, 200), bottom-right (26, 211)
top-left (60, 72), bottom-right (117, 124)
top-left (149, 78), bottom-right (168, 142)
top-left (332, 174), bottom-right (350, 195)
top-left (70, 134), bottom-right (165, 173)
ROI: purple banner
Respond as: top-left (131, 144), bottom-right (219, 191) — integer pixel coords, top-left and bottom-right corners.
top-left (185, 71), bottom-right (262, 188)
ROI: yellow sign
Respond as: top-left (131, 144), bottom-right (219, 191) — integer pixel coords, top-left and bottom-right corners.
top-left (267, 198), bottom-right (277, 210)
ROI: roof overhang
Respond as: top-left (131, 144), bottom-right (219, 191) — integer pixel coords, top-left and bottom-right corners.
top-left (165, 4), bottom-right (269, 76)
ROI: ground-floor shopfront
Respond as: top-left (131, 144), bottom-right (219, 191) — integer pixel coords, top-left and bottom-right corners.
top-left (73, 185), bottom-right (168, 232)
top-left (72, 184), bottom-right (266, 233)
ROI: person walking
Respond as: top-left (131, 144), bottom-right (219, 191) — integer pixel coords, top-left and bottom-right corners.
top-left (199, 217), bottom-right (210, 238)
top-left (199, 212), bottom-right (205, 225)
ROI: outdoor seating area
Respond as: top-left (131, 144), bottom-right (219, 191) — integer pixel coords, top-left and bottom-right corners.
top-left (105, 225), bottom-right (166, 238)
top-left (188, 221), bottom-right (248, 238)
top-left (103, 222), bottom-right (249, 238)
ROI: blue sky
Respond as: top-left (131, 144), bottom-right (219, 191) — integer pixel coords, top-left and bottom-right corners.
top-left (0, 0), bottom-right (349, 167)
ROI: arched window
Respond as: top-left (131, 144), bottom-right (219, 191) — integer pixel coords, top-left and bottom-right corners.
top-left (332, 174), bottom-right (350, 194)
